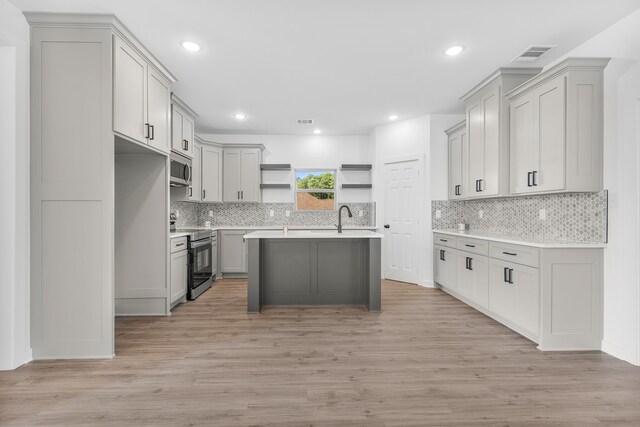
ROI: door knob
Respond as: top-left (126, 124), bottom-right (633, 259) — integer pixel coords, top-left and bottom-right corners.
top-left (384, 224), bottom-right (390, 229)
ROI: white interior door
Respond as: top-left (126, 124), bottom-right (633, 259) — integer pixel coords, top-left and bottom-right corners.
top-left (383, 159), bottom-right (420, 284)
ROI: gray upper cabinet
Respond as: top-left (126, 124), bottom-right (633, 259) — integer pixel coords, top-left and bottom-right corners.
top-left (202, 143), bottom-right (223, 202)
top-left (460, 68), bottom-right (541, 199)
top-left (114, 36), bottom-right (171, 154)
top-left (189, 142), bottom-right (202, 202)
top-left (445, 120), bottom-right (467, 200)
top-left (508, 58), bottom-right (609, 195)
top-left (171, 95), bottom-right (197, 159)
top-left (223, 147), bottom-right (263, 202)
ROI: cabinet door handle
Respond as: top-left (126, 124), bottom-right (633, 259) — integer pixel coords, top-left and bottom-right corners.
top-left (241, 190), bottom-right (244, 199)
top-left (203, 189), bottom-right (206, 199)
top-left (475, 180), bottom-right (479, 192)
top-left (465, 257), bottom-right (469, 270)
top-left (440, 250), bottom-right (445, 261)
top-left (149, 124), bottom-right (155, 141)
top-left (478, 179), bottom-right (483, 192)
top-left (468, 257), bottom-right (473, 271)
top-left (527, 171), bottom-right (533, 187)
top-left (532, 170), bottom-right (538, 186)
top-left (145, 123), bottom-right (150, 139)
top-left (504, 267), bottom-right (509, 283)
top-left (503, 251), bottom-right (517, 256)
top-left (189, 187), bottom-right (192, 197)
top-left (237, 191), bottom-right (240, 200)
top-left (508, 268), bottom-right (514, 284)
top-left (183, 139), bottom-right (188, 150)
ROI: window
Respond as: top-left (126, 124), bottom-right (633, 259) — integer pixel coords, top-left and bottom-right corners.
top-left (295, 169), bottom-right (336, 210)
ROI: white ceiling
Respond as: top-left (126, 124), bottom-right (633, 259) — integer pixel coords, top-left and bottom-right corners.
top-left (10, 0), bottom-right (640, 135)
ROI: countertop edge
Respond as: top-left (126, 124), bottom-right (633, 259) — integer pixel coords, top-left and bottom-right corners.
top-left (432, 229), bottom-right (607, 249)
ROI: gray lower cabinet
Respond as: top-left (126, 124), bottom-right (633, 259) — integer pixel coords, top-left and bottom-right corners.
top-left (489, 259), bottom-right (540, 341)
top-left (434, 244), bottom-right (457, 291)
top-left (456, 251), bottom-right (489, 310)
top-left (433, 233), bottom-right (603, 351)
top-left (220, 230), bottom-right (248, 274)
top-left (170, 238), bottom-right (188, 307)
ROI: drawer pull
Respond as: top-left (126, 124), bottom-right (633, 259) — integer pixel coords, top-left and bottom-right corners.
top-left (465, 244), bottom-right (475, 248)
top-left (503, 251), bottom-right (517, 256)
top-left (175, 243), bottom-right (185, 247)
top-left (440, 239), bottom-right (448, 242)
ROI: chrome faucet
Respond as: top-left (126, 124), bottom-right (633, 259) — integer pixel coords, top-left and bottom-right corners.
top-left (337, 205), bottom-right (353, 233)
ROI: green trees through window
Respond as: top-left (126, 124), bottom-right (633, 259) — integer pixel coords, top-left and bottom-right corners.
top-left (295, 170), bottom-right (336, 210)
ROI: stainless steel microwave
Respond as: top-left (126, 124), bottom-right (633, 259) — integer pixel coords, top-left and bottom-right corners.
top-left (170, 153), bottom-right (192, 187)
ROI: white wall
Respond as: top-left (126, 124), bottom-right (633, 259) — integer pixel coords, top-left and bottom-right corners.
top-left (0, 0), bottom-right (30, 370)
top-left (549, 9), bottom-right (640, 366)
top-left (200, 134), bottom-right (373, 204)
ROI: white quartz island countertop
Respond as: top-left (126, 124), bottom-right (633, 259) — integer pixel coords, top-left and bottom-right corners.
top-left (244, 230), bottom-right (384, 239)
top-left (433, 229), bottom-right (607, 249)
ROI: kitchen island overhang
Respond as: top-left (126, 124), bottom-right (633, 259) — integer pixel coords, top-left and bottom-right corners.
top-left (244, 230), bottom-right (383, 313)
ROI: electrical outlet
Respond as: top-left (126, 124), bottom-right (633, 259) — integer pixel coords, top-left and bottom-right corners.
top-left (285, 210), bottom-right (291, 217)
top-left (478, 210), bottom-right (483, 219)
top-left (539, 208), bottom-right (546, 220)
top-left (359, 210), bottom-right (363, 217)
top-left (205, 221), bottom-right (211, 227)
top-left (435, 209), bottom-right (442, 219)
top-left (208, 210), bottom-right (213, 217)
top-left (269, 210), bottom-right (274, 217)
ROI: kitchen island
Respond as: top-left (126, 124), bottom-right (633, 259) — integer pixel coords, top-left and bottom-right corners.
top-left (244, 230), bottom-right (383, 313)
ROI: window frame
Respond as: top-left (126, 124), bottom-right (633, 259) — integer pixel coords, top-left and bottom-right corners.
top-left (294, 168), bottom-right (338, 211)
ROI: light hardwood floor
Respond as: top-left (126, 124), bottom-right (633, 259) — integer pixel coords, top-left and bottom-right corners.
top-left (1, 279), bottom-right (640, 426)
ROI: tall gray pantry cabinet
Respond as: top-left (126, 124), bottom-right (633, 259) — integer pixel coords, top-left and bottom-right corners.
top-left (28, 13), bottom-right (176, 359)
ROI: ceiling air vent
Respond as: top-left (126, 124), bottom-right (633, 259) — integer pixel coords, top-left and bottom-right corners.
top-left (512, 45), bottom-right (557, 63)
top-left (297, 119), bottom-right (314, 125)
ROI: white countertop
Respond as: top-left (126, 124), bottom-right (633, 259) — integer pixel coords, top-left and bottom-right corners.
top-left (433, 229), bottom-right (607, 249)
top-left (169, 232), bottom-right (191, 239)
top-left (244, 230), bottom-right (384, 239)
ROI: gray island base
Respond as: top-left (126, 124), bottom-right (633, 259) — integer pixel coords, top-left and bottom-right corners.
top-left (244, 230), bottom-right (384, 313)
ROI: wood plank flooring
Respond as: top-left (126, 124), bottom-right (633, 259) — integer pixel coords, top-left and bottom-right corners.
top-left (1, 279), bottom-right (640, 426)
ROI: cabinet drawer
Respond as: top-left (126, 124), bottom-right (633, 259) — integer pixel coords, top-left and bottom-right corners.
top-left (456, 237), bottom-right (488, 256)
top-left (434, 233), bottom-right (457, 249)
top-left (170, 237), bottom-right (188, 253)
top-left (489, 241), bottom-right (539, 268)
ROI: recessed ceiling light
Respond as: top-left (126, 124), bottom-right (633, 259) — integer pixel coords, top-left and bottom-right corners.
top-left (181, 40), bottom-right (202, 52)
top-left (233, 113), bottom-right (246, 120)
top-left (388, 115), bottom-right (399, 121)
top-left (313, 129), bottom-right (322, 134)
top-left (444, 45), bottom-right (464, 56)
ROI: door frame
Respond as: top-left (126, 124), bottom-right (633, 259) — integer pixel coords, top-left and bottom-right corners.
top-left (379, 153), bottom-right (425, 285)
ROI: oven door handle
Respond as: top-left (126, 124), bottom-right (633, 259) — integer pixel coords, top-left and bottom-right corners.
top-left (190, 239), bottom-right (212, 249)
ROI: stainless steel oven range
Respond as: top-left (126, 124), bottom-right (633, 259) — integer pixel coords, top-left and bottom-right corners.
top-left (175, 229), bottom-right (216, 300)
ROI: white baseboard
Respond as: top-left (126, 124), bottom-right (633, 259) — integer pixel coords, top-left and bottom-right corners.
top-left (601, 339), bottom-right (638, 366)
top-left (419, 279), bottom-right (435, 288)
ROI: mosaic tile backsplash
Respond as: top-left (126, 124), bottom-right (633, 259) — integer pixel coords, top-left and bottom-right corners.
top-left (432, 191), bottom-right (608, 243)
top-left (171, 202), bottom-right (375, 228)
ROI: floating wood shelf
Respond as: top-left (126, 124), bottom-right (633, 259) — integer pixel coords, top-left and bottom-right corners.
top-left (340, 164), bottom-right (372, 171)
top-left (260, 183), bottom-right (291, 189)
top-left (341, 184), bottom-right (372, 189)
top-left (260, 164), bottom-right (291, 170)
